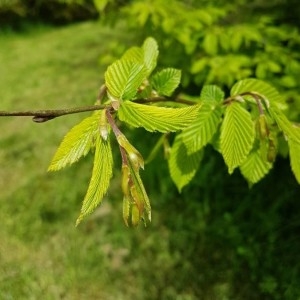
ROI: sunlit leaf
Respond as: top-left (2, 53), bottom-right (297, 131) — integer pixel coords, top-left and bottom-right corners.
top-left (288, 138), bottom-right (300, 184)
top-left (48, 112), bottom-right (100, 171)
top-left (118, 101), bottom-right (200, 132)
top-left (181, 103), bottom-right (222, 154)
top-left (203, 32), bottom-right (218, 55)
top-left (268, 105), bottom-right (300, 144)
top-left (240, 147), bottom-right (273, 185)
top-left (151, 68), bottom-right (181, 96)
top-left (122, 46), bottom-right (144, 63)
top-left (230, 78), bottom-right (282, 104)
top-left (200, 85), bottom-right (224, 103)
top-left (220, 102), bottom-right (255, 173)
top-left (76, 135), bottom-right (113, 225)
top-left (105, 58), bottom-right (147, 100)
top-left (168, 135), bottom-right (203, 192)
top-left (142, 37), bottom-right (159, 76)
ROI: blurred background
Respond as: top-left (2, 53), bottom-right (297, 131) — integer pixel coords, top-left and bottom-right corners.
top-left (0, 0), bottom-right (300, 299)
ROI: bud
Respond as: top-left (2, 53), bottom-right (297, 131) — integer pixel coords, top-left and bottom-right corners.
top-left (122, 196), bottom-right (131, 227)
top-left (121, 164), bottom-right (130, 196)
top-left (267, 138), bottom-right (276, 163)
top-left (122, 197), bottom-right (141, 227)
top-left (130, 185), bottom-right (144, 216)
top-left (117, 135), bottom-right (144, 170)
top-left (130, 203), bottom-right (140, 227)
top-left (99, 109), bottom-right (109, 141)
top-left (256, 114), bottom-right (268, 140)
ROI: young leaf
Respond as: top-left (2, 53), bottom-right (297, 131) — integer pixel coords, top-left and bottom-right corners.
top-left (121, 46), bottom-right (144, 64)
top-left (220, 102), bottom-right (255, 173)
top-left (268, 105), bottom-right (300, 144)
top-left (203, 32), bottom-right (218, 55)
top-left (288, 138), bottom-right (300, 184)
top-left (118, 101), bottom-right (201, 132)
top-left (240, 148), bottom-right (273, 185)
top-left (48, 113), bottom-right (100, 171)
top-left (230, 78), bottom-right (282, 104)
top-left (142, 37), bottom-right (159, 76)
top-left (181, 103), bottom-right (222, 154)
top-left (76, 135), bottom-right (113, 226)
top-left (168, 135), bottom-right (203, 192)
top-left (128, 159), bottom-right (151, 223)
top-left (105, 58), bottom-right (147, 100)
top-left (151, 68), bottom-right (181, 96)
top-left (200, 85), bottom-right (224, 104)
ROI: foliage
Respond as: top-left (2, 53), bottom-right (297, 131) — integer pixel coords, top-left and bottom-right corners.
top-left (47, 38), bottom-right (300, 228)
top-left (97, 0), bottom-right (300, 122)
top-left (0, 0), bottom-right (98, 28)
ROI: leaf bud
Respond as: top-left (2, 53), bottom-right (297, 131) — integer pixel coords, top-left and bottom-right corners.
top-left (121, 164), bottom-right (130, 196)
top-left (267, 138), bottom-right (276, 163)
top-left (117, 135), bottom-right (144, 170)
top-left (130, 185), bottom-right (144, 216)
top-left (99, 109), bottom-right (109, 141)
top-left (256, 114), bottom-right (268, 140)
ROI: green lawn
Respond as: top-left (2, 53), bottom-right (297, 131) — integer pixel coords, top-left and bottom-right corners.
top-left (0, 21), bottom-right (151, 300)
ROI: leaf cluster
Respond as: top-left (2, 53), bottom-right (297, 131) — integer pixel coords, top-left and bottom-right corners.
top-left (48, 38), bottom-right (300, 226)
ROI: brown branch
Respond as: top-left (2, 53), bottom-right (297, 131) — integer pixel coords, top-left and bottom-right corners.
top-left (0, 95), bottom-right (197, 124)
top-left (0, 104), bottom-right (106, 123)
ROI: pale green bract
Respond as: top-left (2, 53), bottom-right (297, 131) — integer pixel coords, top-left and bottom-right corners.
top-left (168, 135), bottom-right (203, 192)
top-left (105, 58), bottom-right (147, 100)
top-left (48, 113), bottom-right (100, 171)
top-left (240, 147), bottom-right (273, 185)
top-left (118, 101), bottom-right (201, 132)
top-left (76, 135), bottom-right (113, 226)
top-left (288, 138), bottom-right (300, 184)
top-left (151, 68), bottom-right (181, 96)
top-left (220, 102), bottom-right (255, 174)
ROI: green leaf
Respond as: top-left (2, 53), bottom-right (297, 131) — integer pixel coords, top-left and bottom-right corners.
top-left (118, 101), bottom-right (201, 132)
top-left (203, 32), bottom-right (218, 55)
top-left (181, 103), bottom-right (222, 154)
top-left (76, 135), bottom-right (113, 226)
top-left (268, 105), bottom-right (300, 144)
top-left (48, 113), bottom-right (100, 171)
top-left (168, 135), bottom-right (203, 192)
top-left (121, 46), bottom-right (144, 63)
top-left (288, 138), bottom-right (300, 184)
top-left (230, 78), bottom-right (282, 104)
top-left (220, 102), bottom-right (255, 173)
top-left (142, 37), bottom-right (159, 76)
top-left (151, 68), bottom-right (181, 96)
top-left (105, 58), bottom-right (147, 100)
top-left (240, 148), bottom-right (273, 185)
top-left (200, 85), bottom-right (224, 103)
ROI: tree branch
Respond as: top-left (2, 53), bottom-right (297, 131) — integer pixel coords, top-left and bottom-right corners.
top-left (0, 95), bottom-right (196, 123)
top-left (0, 104), bottom-right (106, 123)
